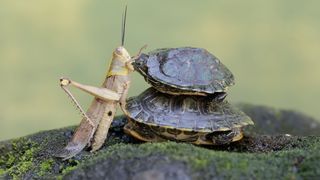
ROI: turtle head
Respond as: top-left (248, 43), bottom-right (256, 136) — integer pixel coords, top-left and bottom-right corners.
top-left (132, 53), bottom-right (149, 73)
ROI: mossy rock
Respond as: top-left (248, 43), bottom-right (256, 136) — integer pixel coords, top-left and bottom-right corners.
top-left (239, 103), bottom-right (320, 136)
top-left (0, 104), bottom-right (320, 179)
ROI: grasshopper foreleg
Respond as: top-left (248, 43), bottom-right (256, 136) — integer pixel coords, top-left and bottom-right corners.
top-left (60, 80), bottom-right (95, 127)
top-left (60, 78), bottom-right (121, 101)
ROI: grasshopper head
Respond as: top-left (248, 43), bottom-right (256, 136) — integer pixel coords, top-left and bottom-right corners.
top-left (106, 46), bottom-right (132, 77)
top-left (113, 46), bottom-right (131, 62)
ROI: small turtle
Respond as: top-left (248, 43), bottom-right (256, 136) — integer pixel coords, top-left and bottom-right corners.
top-left (124, 88), bottom-right (253, 145)
top-left (134, 47), bottom-right (234, 96)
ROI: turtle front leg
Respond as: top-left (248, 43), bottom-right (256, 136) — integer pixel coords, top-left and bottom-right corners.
top-left (211, 128), bottom-right (243, 145)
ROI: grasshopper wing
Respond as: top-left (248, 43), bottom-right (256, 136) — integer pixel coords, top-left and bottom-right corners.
top-left (55, 118), bottom-right (95, 160)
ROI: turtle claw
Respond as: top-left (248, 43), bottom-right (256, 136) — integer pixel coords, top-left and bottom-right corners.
top-left (214, 92), bottom-right (227, 102)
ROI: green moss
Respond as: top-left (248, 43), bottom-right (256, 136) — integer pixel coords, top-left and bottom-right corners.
top-left (0, 168), bottom-right (5, 175)
top-left (61, 159), bottom-right (80, 174)
top-left (1, 117), bottom-right (320, 179)
top-left (0, 127), bottom-right (92, 179)
top-left (2, 137), bottom-right (320, 179)
top-left (69, 139), bottom-right (319, 179)
top-left (40, 159), bottom-right (54, 171)
top-left (8, 161), bottom-right (33, 179)
top-left (38, 159), bottom-right (54, 176)
top-left (53, 159), bottom-right (81, 180)
top-left (0, 138), bottom-right (40, 179)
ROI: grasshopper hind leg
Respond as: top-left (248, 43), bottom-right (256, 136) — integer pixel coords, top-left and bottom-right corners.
top-left (90, 102), bottom-right (117, 152)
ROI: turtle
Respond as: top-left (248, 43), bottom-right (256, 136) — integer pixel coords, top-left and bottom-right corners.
top-left (133, 47), bottom-right (235, 96)
top-left (124, 87), bottom-right (254, 145)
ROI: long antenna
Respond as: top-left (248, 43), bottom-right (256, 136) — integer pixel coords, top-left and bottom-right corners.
top-left (121, 5), bottom-right (127, 46)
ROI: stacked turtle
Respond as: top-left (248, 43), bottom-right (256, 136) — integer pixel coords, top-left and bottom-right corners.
top-left (124, 47), bottom-right (254, 145)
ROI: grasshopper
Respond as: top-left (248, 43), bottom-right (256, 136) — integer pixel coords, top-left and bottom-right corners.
top-left (57, 7), bottom-right (146, 159)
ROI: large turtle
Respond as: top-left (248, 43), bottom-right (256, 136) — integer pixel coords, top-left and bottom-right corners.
top-left (133, 47), bottom-right (234, 96)
top-left (124, 88), bottom-right (253, 145)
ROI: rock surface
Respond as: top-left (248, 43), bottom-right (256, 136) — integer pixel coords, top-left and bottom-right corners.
top-left (0, 104), bottom-right (320, 179)
top-left (240, 103), bottom-right (320, 136)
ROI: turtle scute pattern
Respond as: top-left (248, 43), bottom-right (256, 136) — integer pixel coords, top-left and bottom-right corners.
top-left (134, 47), bottom-right (235, 95)
top-left (126, 88), bottom-right (253, 133)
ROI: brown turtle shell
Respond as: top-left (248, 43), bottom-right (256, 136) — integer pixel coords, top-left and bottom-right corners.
top-left (126, 88), bottom-right (253, 133)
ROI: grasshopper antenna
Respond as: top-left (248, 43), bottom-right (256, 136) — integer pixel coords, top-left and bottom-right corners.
top-left (121, 5), bottom-right (127, 46)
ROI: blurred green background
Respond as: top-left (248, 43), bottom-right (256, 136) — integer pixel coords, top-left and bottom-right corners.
top-left (1, 0), bottom-right (319, 141)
